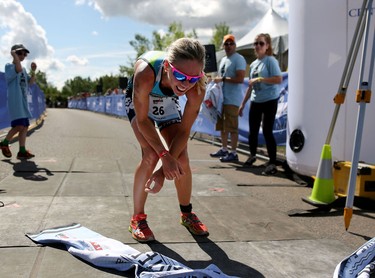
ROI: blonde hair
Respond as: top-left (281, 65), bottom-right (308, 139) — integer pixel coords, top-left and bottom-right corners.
top-left (166, 38), bottom-right (206, 94)
top-left (255, 33), bottom-right (274, 56)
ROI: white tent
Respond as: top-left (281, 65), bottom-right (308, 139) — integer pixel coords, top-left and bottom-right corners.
top-left (216, 8), bottom-right (289, 71)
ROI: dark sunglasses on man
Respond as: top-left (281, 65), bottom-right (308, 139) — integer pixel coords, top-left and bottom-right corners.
top-left (224, 42), bottom-right (235, 46)
top-left (16, 50), bottom-right (28, 57)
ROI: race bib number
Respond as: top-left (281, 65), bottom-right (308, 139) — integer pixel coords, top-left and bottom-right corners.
top-left (148, 95), bottom-right (181, 122)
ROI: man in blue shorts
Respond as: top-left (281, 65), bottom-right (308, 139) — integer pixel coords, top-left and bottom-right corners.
top-left (210, 34), bottom-right (246, 162)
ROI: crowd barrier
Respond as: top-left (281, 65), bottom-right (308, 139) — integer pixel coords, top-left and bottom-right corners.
top-left (68, 73), bottom-right (288, 146)
top-left (0, 72), bottom-right (46, 130)
top-left (68, 94), bottom-right (126, 117)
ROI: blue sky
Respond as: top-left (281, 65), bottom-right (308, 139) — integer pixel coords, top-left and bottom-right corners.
top-left (0, 0), bottom-right (288, 90)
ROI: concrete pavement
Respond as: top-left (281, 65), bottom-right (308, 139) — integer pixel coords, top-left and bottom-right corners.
top-left (0, 108), bottom-right (374, 277)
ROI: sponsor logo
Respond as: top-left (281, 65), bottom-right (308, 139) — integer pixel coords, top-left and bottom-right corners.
top-left (348, 6), bottom-right (374, 17)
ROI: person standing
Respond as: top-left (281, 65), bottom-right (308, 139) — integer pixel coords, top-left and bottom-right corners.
top-left (125, 38), bottom-right (209, 242)
top-left (239, 33), bottom-right (282, 175)
top-left (210, 34), bottom-right (246, 162)
top-left (0, 44), bottom-right (36, 159)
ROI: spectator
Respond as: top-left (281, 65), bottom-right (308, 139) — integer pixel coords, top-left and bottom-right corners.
top-left (239, 33), bottom-right (282, 175)
top-left (0, 44), bottom-right (36, 159)
top-left (210, 34), bottom-right (246, 162)
top-left (124, 38), bottom-right (208, 242)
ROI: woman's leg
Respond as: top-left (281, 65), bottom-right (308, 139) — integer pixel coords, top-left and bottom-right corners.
top-left (249, 102), bottom-right (262, 157)
top-left (161, 124), bottom-right (208, 236)
top-left (128, 119), bottom-right (159, 242)
top-left (160, 125), bottom-right (192, 206)
top-left (130, 119), bottom-right (159, 216)
top-left (173, 148), bottom-right (192, 206)
top-left (262, 99), bottom-right (278, 164)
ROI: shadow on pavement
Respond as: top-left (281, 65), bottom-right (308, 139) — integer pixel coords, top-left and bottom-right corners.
top-left (2, 159), bottom-right (53, 181)
top-left (233, 160), bottom-right (313, 187)
top-left (148, 237), bottom-right (265, 277)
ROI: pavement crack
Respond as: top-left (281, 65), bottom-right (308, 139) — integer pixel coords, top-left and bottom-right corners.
top-left (29, 246), bottom-right (46, 278)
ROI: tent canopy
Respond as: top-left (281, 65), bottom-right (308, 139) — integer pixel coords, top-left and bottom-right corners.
top-left (216, 8), bottom-right (289, 71)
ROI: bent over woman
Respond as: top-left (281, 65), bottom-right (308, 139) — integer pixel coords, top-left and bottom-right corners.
top-left (125, 38), bottom-right (209, 242)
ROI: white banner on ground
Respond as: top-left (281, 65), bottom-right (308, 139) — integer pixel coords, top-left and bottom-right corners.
top-left (26, 223), bottom-right (237, 278)
top-left (333, 236), bottom-right (375, 278)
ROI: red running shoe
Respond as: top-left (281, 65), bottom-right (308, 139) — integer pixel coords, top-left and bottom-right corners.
top-left (128, 214), bottom-right (155, 242)
top-left (180, 212), bottom-right (209, 236)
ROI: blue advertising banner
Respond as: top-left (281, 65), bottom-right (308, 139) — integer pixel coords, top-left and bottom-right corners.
top-left (0, 72), bottom-right (11, 129)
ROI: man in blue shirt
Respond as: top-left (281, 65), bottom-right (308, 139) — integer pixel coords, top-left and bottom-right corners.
top-left (0, 44), bottom-right (36, 159)
top-left (210, 34), bottom-right (246, 162)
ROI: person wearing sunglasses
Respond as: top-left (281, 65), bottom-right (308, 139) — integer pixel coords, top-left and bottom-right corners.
top-left (1, 44), bottom-right (37, 160)
top-left (124, 38), bottom-right (208, 242)
top-left (239, 33), bottom-right (282, 175)
top-left (210, 34), bottom-right (246, 163)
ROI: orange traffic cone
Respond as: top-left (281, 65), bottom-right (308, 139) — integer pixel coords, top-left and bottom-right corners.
top-left (302, 144), bottom-right (336, 207)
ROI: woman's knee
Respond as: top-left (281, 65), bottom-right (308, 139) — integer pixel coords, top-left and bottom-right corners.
top-left (141, 148), bottom-right (159, 167)
top-left (177, 150), bottom-right (190, 169)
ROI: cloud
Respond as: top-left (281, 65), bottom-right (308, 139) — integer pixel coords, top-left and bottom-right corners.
top-left (0, 0), bottom-right (62, 85)
top-left (0, 1), bottom-right (53, 60)
top-left (67, 55), bottom-right (89, 66)
top-left (1, 0), bottom-right (288, 89)
top-left (0, 0), bottom-right (95, 89)
top-left (76, 0), bottom-right (284, 39)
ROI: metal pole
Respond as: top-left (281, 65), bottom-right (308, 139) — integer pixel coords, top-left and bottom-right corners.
top-left (325, 0), bottom-right (369, 144)
top-left (344, 0), bottom-right (374, 230)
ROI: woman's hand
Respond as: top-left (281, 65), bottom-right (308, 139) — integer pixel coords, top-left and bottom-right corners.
top-left (160, 152), bottom-right (185, 180)
top-left (145, 167), bottom-right (165, 194)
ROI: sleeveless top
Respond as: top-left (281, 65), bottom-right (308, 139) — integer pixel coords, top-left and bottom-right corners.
top-left (138, 51), bottom-right (176, 97)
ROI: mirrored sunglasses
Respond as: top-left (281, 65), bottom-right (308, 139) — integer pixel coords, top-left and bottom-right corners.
top-left (169, 63), bottom-right (204, 84)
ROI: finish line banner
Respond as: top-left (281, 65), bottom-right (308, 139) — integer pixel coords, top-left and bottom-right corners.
top-left (26, 223), bottom-right (237, 278)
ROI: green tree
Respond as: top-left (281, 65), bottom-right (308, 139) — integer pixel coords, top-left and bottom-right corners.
top-left (62, 76), bottom-right (94, 97)
top-left (33, 70), bottom-right (48, 91)
top-left (210, 22), bottom-right (232, 51)
top-left (30, 69), bottom-right (67, 107)
top-left (119, 34), bottom-right (151, 77)
top-left (98, 74), bottom-right (121, 94)
top-left (152, 22), bottom-right (197, 51)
